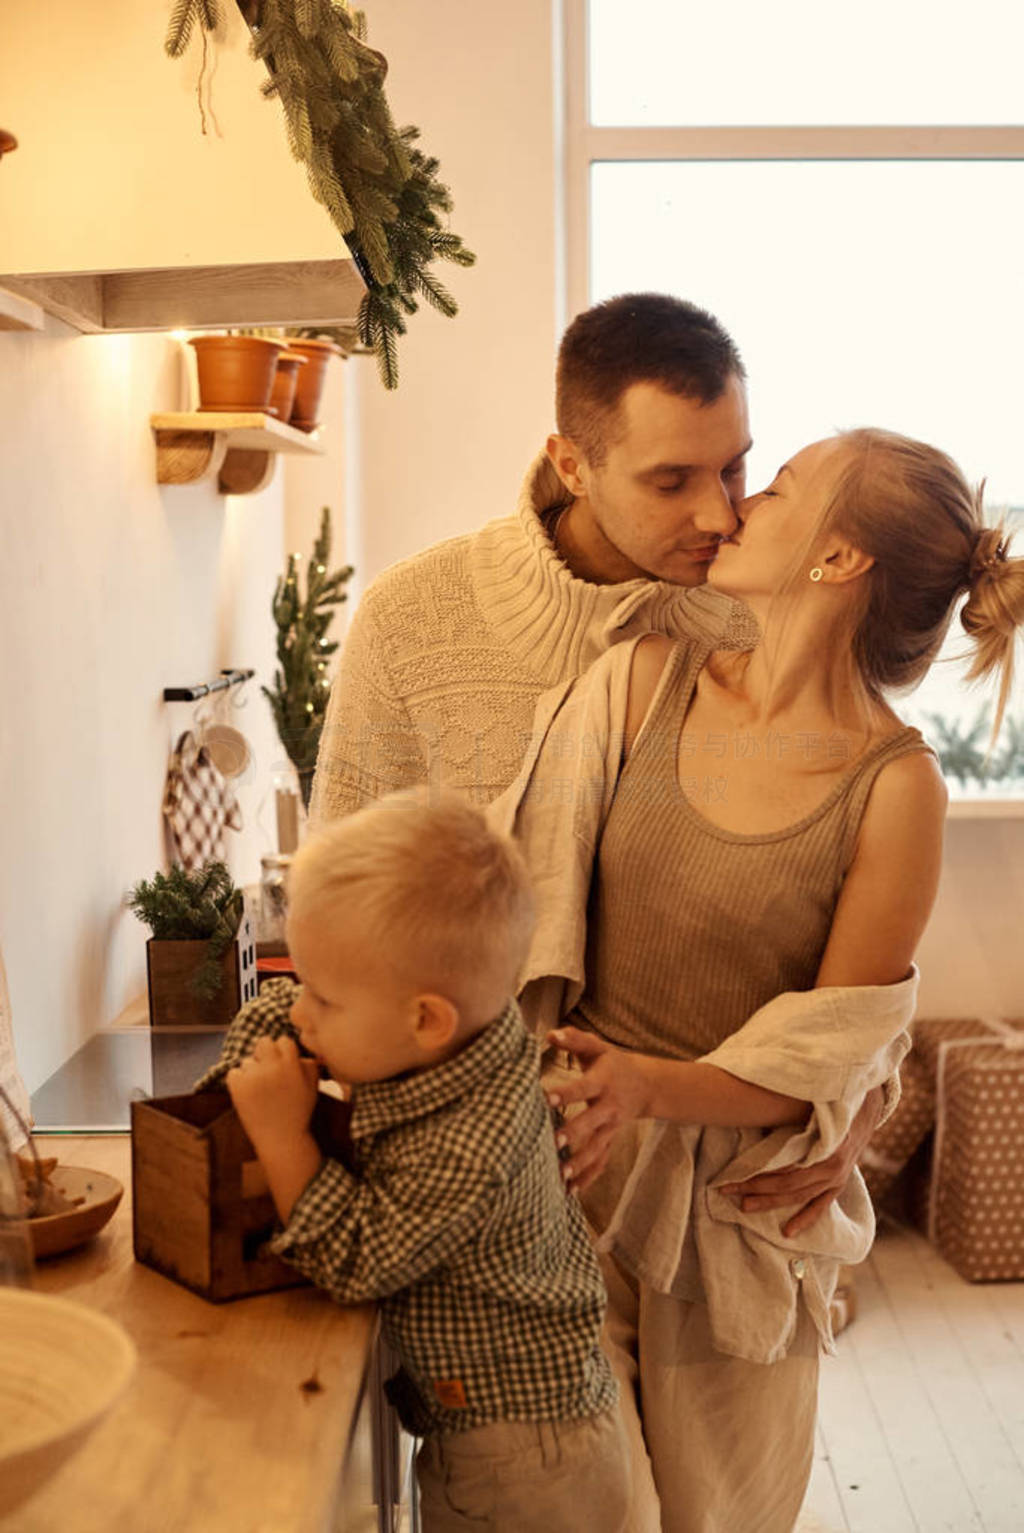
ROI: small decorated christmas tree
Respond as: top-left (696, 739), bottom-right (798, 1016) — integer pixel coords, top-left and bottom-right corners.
top-left (262, 507), bottom-right (353, 807)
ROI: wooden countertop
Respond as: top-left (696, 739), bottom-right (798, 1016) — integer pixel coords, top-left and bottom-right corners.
top-left (12, 1134), bottom-right (376, 1533)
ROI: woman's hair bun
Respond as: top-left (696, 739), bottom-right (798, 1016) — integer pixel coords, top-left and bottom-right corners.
top-left (960, 521), bottom-right (1023, 742)
top-left (968, 524), bottom-right (1011, 586)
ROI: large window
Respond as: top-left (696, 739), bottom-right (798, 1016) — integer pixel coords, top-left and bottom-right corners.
top-left (567, 0), bottom-right (1024, 797)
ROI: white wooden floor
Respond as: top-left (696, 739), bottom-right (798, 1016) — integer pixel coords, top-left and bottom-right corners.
top-left (797, 1219), bottom-right (1024, 1533)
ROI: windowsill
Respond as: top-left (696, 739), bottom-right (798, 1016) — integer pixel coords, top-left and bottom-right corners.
top-left (946, 797), bottom-right (1024, 819)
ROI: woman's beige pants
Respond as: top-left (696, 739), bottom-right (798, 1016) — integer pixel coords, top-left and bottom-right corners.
top-left (596, 1244), bottom-right (819, 1533)
top-left (577, 1123), bottom-right (819, 1533)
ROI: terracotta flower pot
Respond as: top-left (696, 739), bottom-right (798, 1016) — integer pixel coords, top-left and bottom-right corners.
top-left (189, 335), bottom-right (285, 413)
top-left (287, 338), bottom-right (342, 432)
top-left (268, 350), bottom-right (308, 422)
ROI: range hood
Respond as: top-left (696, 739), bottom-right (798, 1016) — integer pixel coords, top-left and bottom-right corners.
top-left (0, 260), bottom-right (364, 335)
top-left (0, 0), bottom-right (364, 333)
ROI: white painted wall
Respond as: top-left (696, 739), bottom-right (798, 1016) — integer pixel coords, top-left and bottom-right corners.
top-left (343, 0), bottom-right (563, 591)
top-left (917, 820), bottom-right (1024, 1019)
top-left (283, 350), bottom-right (351, 573)
top-left (0, 319), bottom-right (348, 1092)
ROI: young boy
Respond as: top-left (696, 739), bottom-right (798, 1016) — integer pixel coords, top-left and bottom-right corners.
top-left (196, 793), bottom-right (629, 1532)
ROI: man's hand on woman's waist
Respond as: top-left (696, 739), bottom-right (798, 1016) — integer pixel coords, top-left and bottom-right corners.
top-left (717, 1083), bottom-right (886, 1237)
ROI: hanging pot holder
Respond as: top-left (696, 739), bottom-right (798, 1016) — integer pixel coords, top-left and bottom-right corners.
top-left (162, 730), bottom-right (243, 870)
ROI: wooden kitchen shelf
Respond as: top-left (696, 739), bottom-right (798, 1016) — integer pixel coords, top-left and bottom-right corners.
top-left (0, 257), bottom-right (364, 335)
top-left (151, 411), bottom-right (324, 495)
top-left (0, 284), bottom-right (44, 332)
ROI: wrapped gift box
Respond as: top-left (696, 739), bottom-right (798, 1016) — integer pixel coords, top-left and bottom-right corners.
top-left (901, 1017), bottom-right (1024, 1283)
top-left (860, 1036), bottom-right (938, 1209)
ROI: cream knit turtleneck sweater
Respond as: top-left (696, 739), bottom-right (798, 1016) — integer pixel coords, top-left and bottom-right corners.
top-left (309, 452), bottom-right (756, 823)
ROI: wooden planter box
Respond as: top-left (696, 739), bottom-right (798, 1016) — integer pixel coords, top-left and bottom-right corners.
top-left (131, 1087), bottom-right (353, 1302)
top-left (146, 915), bottom-right (257, 1028)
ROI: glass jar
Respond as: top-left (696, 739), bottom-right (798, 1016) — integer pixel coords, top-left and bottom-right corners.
top-left (0, 1087), bottom-right (34, 1287)
top-left (259, 854), bottom-right (293, 945)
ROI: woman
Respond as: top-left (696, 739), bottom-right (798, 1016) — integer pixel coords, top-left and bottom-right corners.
top-left (491, 428), bottom-right (1024, 1533)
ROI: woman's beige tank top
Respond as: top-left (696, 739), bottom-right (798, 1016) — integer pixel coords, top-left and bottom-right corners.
top-left (576, 640), bottom-right (933, 1059)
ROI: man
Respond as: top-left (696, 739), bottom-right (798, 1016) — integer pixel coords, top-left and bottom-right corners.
top-left (310, 290), bottom-right (881, 1234)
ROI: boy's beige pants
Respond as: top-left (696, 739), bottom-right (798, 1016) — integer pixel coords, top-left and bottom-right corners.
top-left (416, 1407), bottom-right (631, 1532)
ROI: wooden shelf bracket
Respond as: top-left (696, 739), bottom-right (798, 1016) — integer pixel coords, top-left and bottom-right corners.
top-left (153, 427), bottom-right (230, 488)
top-left (150, 412), bottom-right (324, 495)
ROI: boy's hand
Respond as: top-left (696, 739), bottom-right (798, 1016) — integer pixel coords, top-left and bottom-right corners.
top-left (226, 1035), bottom-right (320, 1155)
top-left (226, 1037), bottom-right (324, 1225)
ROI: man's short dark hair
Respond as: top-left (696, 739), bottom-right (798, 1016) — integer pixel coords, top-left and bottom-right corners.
top-left (555, 292), bottom-right (745, 466)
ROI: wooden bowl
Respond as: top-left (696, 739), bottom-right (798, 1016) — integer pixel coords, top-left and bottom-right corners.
top-left (0, 1289), bottom-right (136, 1516)
top-left (28, 1167), bottom-right (124, 1260)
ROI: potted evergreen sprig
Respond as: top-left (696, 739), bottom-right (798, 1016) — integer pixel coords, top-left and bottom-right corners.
top-left (127, 861), bottom-right (257, 1027)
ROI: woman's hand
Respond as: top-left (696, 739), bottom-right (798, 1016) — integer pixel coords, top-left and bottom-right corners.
top-left (545, 1026), bottom-right (654, 1194)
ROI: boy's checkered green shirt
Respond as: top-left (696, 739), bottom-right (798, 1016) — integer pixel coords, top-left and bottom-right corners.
top-left (195, 980), bottom-right (616, 1437)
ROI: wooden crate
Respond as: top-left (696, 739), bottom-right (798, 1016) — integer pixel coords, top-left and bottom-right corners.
top-left (131, 1087), bottom-right (352, 1302)
top-left (146, 913), bottom-right (257, 1027)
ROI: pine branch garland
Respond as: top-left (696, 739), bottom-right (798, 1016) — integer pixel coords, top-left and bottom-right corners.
top-left (166, 0), bottom-right (213, 57)
top-left (430, 230), bottom-right (475, 266)
top-left (325, 27), bottom-right (360, 84)
top-left (165, 0), bottom-right (475, 385)
top-left (413, 266), bottom-right (457, 318)
top-left (165, 0), bottom-right (195, 56)
top-left (294, 0), bottom-right (317, 39)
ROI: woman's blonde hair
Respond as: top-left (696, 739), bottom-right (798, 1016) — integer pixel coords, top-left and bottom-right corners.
top-left (288, 791), bottom-right (535, 1021)
top-left (811, 428), bottom-right (1024, 739)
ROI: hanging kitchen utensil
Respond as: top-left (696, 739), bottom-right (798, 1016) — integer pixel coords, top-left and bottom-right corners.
top-left (162, 731), bottom-right (243, 870)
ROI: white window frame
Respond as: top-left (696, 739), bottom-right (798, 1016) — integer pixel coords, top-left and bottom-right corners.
top-left (562, 0), bottom-right (1024, 323)
top-left (560, 0), bottom-right (1024, 810)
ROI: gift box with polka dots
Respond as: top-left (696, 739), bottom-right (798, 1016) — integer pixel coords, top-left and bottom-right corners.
top-left (908, 1017), bottom-right (1024, 1283)
top-left (860, 1038), bottom-right (937, 1209)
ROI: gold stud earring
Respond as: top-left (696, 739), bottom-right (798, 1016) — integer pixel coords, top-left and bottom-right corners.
top-left (809, 567), bottom-right (824, 583)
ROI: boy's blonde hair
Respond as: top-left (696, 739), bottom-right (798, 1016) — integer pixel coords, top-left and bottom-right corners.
top-left (287, 791), bottom-right (535, 1022)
